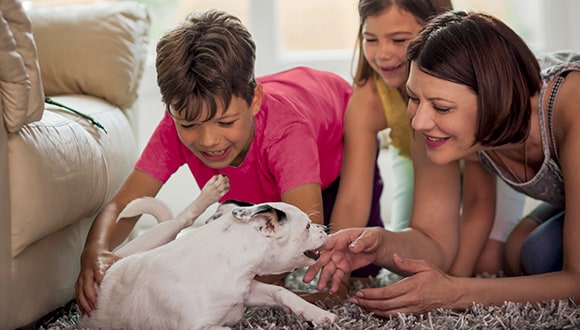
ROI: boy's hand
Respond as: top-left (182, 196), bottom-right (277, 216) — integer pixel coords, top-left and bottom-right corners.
top-left (75, 248), bottom-right (120, 314)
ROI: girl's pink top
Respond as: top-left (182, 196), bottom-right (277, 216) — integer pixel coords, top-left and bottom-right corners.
top-left (136, 66), bottom-right (351, 203)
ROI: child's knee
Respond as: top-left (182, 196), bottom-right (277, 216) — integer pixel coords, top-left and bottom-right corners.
top-left (519, 214), bottom-right (564, 275)
top-left (504, 218), bottom-right (539, 275)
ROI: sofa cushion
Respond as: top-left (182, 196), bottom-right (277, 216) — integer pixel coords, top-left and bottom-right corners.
top-left (0, 0), bottom-right (44, 133)
top-left (27, 1), bottom-right (150, 110)
top-left (9, 95), bottom-right (137, 257)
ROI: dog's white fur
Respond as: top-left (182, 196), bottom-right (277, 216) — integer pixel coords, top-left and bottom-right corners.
top-left (79, 174), bottom-right (337, 329)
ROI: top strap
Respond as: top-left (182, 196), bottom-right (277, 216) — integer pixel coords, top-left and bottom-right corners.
top-left (546, 71), bottom-right (570, 163)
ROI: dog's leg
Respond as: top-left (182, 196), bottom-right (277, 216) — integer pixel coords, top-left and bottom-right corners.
top-left (245, 280), bottom-right (337, 325)
top-left (175, 174), bottom-right (230, 227)
top-left (115, 174), bottom-right (229, 257)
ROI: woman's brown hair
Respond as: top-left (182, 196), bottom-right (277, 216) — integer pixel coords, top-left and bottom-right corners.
top-left (407, 11), bottom-right (542, 146)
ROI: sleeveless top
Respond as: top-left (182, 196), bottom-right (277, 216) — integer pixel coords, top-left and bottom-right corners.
top-left (375, 74), bottom-right (411, 158)
top-left (479, 52), bottom-right (580, 208)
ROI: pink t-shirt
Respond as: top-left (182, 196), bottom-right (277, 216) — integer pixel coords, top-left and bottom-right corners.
top-left (136, 66), bottom-right (351, 203)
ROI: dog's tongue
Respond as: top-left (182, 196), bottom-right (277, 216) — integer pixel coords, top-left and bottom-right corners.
top-left (304, 249), bottom-right (320, 260)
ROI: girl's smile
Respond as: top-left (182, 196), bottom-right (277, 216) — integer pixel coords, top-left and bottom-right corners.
top-left (362, 5), bottom-right (422, 89)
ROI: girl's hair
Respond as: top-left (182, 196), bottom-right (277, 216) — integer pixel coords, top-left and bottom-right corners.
top-left (407, 11), bottom-right (542, 146)
top-left (156, 10), bottom-right (257, 121)
top-left (353, 0), bottom-right (453, 86)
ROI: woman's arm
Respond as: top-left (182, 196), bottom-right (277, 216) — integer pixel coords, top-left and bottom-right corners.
top-left (449, 160), bottom-right (496, 277)
top-left (396, 132), bottom-right (463, 270)
top-left (330, 82), bottom-right (387, 233)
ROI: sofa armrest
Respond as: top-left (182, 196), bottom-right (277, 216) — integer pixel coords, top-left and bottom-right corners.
top-left (0, 108), bottom-right (11, 326)
top-left (27, 1), bottom-right (150, 110)
top-left (0, 0), bottom-right (44, 133)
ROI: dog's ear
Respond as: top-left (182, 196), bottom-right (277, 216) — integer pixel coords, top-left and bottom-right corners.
top-left (232, 204), bottom-right (287, 237)
top-left (205, 200), bottom-right (255, 224)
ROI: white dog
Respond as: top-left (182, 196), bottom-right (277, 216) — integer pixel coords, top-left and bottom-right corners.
top-left (78, 174), bottom-right (337, 329)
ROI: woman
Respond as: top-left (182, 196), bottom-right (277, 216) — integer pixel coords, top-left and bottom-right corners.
top-left (306, 10), bottom-right (580, 316)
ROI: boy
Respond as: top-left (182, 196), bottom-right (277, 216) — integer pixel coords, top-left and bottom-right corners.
top-left (76, 9), bottom-right (383, 314)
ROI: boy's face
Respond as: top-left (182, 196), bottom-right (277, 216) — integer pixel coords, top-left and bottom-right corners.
top-left (170, 86), bottom-right (262, 169)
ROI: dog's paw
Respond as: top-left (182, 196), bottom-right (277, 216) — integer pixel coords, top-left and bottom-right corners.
top-left (310, 310), bottom-right (338, 326)
top-left (199, 174), bottom-right (230, 205)
top-left (296, 307), bottom-right (337, 325)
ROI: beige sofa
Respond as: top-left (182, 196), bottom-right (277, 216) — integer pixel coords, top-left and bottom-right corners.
top-left (0, 1), bottom-right (150, 328)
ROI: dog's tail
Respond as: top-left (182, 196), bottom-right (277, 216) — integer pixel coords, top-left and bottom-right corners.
top-left (117, 197), bottom-right (174, 223)
top-left (114, 197), bottom-right (178, 257)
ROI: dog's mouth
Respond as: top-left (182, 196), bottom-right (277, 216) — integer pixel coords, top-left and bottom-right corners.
top-left (303, 249), bottom-right (320, 261)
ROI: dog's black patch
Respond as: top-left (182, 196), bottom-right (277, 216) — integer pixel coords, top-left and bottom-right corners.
top-left (253, 204), bottom-right (287, 223)
top-left (222, 199), bottom-right (254, 207)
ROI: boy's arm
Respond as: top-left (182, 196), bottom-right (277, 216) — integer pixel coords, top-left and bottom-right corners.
top-left (86, 169), bottom-right (163, 249)
top-left (449, 160), bottom-right (496, 277)
top-left (75, 169), bottom-right (162, 314)
top-left (282, 183), bottom-right (325, 225)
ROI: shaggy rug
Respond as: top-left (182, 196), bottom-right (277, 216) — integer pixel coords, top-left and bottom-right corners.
top-left (35, 270), bottom-right (580, 329)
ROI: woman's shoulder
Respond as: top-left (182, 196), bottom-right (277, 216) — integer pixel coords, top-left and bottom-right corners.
top-left (546, 70), bottom-right (580, 157)
top-left (537, 50), bottom-right (580, 72)
top-left (555, 70), bottom-right (580, 123)
top-left (539, 51), bottom-right (580, 81)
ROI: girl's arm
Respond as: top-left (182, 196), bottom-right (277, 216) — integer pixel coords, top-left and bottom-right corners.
top-left (449, 160), bottom-right (496, 277)
top-left (330, 82), bottom-right (387, 233)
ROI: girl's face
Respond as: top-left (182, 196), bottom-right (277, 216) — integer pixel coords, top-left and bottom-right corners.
top-left (406, 62), bottom-right (480, 165)
top-left (170, 87), bottom-right (262, 169)
top-left (362, 5), bottom-right (423, 89)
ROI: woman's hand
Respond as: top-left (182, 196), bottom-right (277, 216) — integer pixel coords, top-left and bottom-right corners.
top-left (304, 227), bottom-right (386, 293)
top-left (75, 247), bottom-right (120, 315)
top-left (350, 254), bottom-right (460, 316)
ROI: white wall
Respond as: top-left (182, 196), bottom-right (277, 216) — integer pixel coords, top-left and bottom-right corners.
top-left (544, 0), bottom-right (580, 51)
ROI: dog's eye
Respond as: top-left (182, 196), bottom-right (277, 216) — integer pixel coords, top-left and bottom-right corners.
top-left (306, 223), bottom-right (310, 230)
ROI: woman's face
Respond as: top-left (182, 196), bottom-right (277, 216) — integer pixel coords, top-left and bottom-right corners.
top-left (406, 62), bottom-right (480, 165)
top-left (362, 5), bottom-right (423, 89)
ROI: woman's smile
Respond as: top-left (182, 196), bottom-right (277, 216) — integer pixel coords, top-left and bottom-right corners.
top-left (423, 134), bottom-right (449, 148)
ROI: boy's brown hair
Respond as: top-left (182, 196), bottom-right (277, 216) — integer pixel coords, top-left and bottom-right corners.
top-left (407, 11), bottom-right (542, 146)
top-left (156, 10), bottom-right (257, 122)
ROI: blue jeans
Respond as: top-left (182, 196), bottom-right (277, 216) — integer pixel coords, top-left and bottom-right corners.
top-left (520, 203), bottom-right (564, 275)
